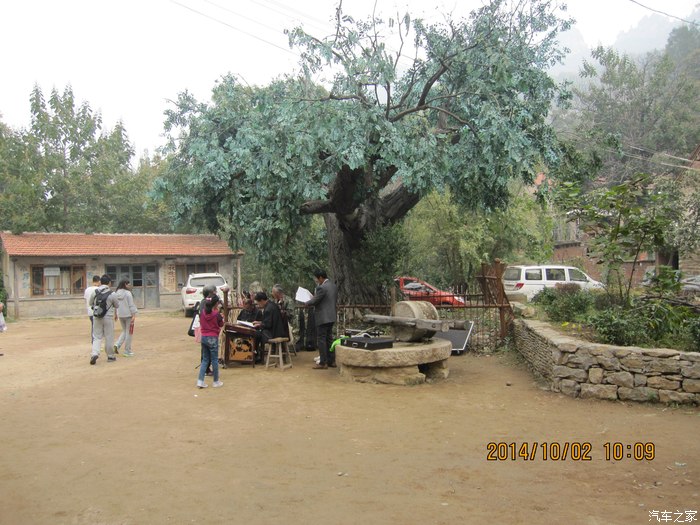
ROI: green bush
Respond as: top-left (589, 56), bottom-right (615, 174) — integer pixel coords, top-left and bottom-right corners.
top-left (682, 317), bottom-right (700, 352)
top-left (532, 285), bottom-right (594, 323)
top-left (587, 307), bottom-right (649, 346)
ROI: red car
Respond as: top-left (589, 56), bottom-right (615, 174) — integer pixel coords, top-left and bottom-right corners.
top-left (394, 276), bottom-right (465, 306)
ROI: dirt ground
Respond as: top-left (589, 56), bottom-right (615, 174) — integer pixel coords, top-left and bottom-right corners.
top-left (0, 311), bottom-right (698, 525)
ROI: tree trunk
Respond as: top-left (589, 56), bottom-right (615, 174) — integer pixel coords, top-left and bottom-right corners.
top-left (325, 213), bottom-right (386, 306)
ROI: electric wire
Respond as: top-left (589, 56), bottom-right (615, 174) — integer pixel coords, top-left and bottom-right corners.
top-left (626, 0), bottom-right (699, 27)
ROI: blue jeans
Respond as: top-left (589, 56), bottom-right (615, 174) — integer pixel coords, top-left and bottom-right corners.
top-left (198, 336), bottom-right (219, 382)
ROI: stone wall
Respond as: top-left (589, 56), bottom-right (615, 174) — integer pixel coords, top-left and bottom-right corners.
top-left (513, 319), bottom-right (700, 405)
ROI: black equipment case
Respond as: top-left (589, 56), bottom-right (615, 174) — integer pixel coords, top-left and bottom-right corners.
top-left (346, 336), bottom-right (394, 350)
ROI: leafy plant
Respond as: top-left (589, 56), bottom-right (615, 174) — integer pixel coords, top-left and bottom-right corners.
top-left (587, 307), bottom-right (649, 346)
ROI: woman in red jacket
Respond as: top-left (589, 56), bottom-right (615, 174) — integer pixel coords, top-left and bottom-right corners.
top-left (196, 294), bottom-right (224, 389)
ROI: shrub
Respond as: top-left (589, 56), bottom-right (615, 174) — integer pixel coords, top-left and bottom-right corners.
top-left (682, 316), bottom-right (700, 352)
top-left (532, 286), bottom-right (594, 323)
top-left (587, 307), bottom-right (649, 346)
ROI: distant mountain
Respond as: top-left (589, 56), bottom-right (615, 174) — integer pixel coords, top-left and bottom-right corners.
top-left (613, 14), bottom-right (678, 55)
top-left (550, 7), bottom-right (700, 79)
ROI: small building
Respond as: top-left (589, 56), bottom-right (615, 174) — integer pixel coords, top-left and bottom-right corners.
top-left (0, 232), bottom-right (243, 319)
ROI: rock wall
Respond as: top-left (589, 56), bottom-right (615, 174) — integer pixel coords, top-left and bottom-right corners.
top-left (513, 319), bottom-right (700, 405)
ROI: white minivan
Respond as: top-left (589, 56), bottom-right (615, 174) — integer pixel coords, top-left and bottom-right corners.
top-left (502, 265), bottom-right (603, 301)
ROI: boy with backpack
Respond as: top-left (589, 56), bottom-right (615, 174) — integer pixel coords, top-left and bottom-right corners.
top-left (89, 274), bottom-right (120, 365)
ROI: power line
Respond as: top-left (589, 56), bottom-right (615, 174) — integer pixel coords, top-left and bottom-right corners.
top-left (626, 0), bottom-right (699, 26)
top-left (170, 0), bottom-right (298, 56)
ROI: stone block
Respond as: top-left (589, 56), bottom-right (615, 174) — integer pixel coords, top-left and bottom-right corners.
top-left (618, 387), bottom-right (659, 402)
top-left (581, 344), bottom-right (612, 357)
top-left (619, 355), bottom-right (647, 373)
top-left (588, 368), bottom-right (603, 384)
top-left (605, 371), bottom-right (634, 388)
top-left (560, 379), bottom-right (581, 397)
top-left (563, 353), bottom-right (597, 370)
top-left (681, 363), bottom-right (700, 379)
top-left (551, 349), bottom-right (564, 365)
top-left (553, 365), bottom-right (588, 382)
top-left (580, 383), bottom-right (618, 401)
top-left (681, 352), bottom-right (700, 362)
top-left (633, 374), bottom-right (647, 387)
top-left (641, 348), bottom-right (679, 358)
top-left (646, 376), bottom-right (680, 390)
top-left (646, 360), bottom-right (681, 374)
top-left (682, 378), bottom-right (700, 393)
top-left (611, 347), bottom-right (633, 358)
top-left (659, 390), bottom-right (697, 405)
top-left (596, 356), bottom-right (621, 371)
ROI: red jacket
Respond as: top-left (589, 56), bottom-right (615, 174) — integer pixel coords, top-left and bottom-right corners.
top-left (199, 309), bottom-right (223, 337)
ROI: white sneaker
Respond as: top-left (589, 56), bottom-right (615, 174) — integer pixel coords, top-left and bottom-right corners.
top-left (196, 380), bottom-right (207, 388)
top-left (123, 351), bottom-right (134, 357)
top-left (213, 381), bottom-right (224, 388)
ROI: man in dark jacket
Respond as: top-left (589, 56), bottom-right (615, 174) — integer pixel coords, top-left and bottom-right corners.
top-left (253, 291), bottom-right (286, 362)
top-left (305, 269), bottom-right (338, 369)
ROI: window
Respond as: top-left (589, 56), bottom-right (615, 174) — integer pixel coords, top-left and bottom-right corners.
top-left (568, 268), bottom-right (588, 282)
top-left (545, 268), bottom-right (566, 281)
top-left (30, 265), bottom-right (86, 296)
top-left (524, 269), bottom-right (542, 281)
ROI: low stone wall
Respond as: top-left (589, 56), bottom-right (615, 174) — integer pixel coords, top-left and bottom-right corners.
top-left (513, 319), bottom-right (700, 405)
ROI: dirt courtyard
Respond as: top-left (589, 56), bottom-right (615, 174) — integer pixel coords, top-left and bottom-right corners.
top-left (0, 311), bottom-right (698, 525)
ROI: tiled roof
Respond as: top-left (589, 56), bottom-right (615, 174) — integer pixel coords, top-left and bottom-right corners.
top-left (0, 232), bottom-right (241, 257)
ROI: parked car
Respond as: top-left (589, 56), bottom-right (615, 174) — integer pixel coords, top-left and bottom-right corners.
top-left (180, 272), bottom-right (228, 316)
top-left (681, 275), bottom-right (700, 297)
top-left (394, 276), bottom-right (465, 306)
top-left (502, 265), bottom-right (603, 301)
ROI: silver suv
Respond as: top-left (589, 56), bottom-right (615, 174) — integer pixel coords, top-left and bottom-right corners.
top-left (181, 272), bottom-right (228, 316)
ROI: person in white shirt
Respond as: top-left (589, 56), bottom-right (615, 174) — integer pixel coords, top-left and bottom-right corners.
top-left (84, 275), bottom-right (101, 342)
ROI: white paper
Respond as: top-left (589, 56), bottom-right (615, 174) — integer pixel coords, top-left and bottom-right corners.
top-left (237, 320), bottom-right (256, 328)
top-left (295, 286), bottom-right (313, 303)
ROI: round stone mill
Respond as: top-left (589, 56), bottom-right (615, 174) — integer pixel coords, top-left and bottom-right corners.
top-left (335, 301), bottom-right (453, 385)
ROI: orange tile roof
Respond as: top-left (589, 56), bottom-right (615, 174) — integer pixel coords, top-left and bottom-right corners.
top-left (0, 232), bottom-right (241, 257)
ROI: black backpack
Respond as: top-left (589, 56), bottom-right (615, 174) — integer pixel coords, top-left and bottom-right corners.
top-left (93, 289), bottom-right (113, 318)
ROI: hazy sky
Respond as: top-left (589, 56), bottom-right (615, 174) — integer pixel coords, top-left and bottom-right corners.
top-left (1, 0), bottom-right (697, 157)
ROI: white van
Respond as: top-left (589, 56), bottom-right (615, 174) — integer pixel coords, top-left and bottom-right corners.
top-left (502, 265), bottom-right (603, 301)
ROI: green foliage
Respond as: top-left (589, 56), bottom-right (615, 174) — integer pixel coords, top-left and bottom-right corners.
top-left (157, 2), bottom-right (572, 300)
top-left (0, 87), bottom-right (174, 234)
top-left (556, 174), bottom-right (679, 306)
top-left (587, 307), bottom-right (650, 346)
top-left (532, 285), bottom-right (594, 323)
top-left (644, 265), bottom-right (681, 296)
top-left (400, 184), bottom-right (553, 287)
top-left (684, 317), bottom-right (700, 352)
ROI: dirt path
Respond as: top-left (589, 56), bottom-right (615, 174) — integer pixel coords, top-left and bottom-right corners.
top-left (0, 312), bottom-right (697, 525)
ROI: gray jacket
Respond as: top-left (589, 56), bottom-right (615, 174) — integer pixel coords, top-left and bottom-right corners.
top-left (114, 289), bottom-right (138, 318)
top-left (306, 278), bottom-right (337, 326)
top-left (89, 284), bottom-right (120, 319)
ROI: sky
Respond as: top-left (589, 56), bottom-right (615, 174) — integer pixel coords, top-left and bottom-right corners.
top-left (1, 0), bottom-right (698, 158)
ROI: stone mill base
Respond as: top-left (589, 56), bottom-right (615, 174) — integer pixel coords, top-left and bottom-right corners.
top-left (336, 338), bottom-right (452, 386)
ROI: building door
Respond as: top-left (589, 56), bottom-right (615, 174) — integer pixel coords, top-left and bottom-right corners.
top-left (106, 264), bottom-right (160, 309)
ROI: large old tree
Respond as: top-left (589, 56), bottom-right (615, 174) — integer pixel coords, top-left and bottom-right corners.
top-left (159, 0), bottom-right (571, 303)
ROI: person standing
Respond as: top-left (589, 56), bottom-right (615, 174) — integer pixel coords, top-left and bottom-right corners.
top-left (197, 294), bottom-right (224, 389)
top-left (271, 284), bottom-right (294, 339)
top-left (84, 275), bottom-right (101, 342)
top-left (305, 269), bottom-right (338, 369)
top-left (89, 274), bottom-right (119, 365)
top-left (114, 278), bottom-right (138, 357)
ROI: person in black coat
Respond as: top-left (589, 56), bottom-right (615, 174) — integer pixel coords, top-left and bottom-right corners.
top-left (252, 291), bottom-right (286, 362)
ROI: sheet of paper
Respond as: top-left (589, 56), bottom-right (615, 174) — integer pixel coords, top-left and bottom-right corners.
top-left (237, 320), bottom-right (256, 328)
top-left (295, 286), bottom-right (313, 303)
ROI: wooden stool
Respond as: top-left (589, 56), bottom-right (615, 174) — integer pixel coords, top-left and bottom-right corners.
top-left (265, 337), bottom-right (292, 370)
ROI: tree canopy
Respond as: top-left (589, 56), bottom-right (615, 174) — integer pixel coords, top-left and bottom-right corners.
top-left (158, 0), bottom-right (572, 302)
top-left (0, 85), bottom-right (173, 234)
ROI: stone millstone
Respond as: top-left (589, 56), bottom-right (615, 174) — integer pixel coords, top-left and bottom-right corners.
top-left (393, 301), bottom-right (439, 342)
